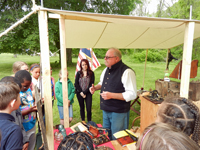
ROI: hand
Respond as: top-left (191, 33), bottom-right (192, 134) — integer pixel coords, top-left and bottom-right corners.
top-left (80, 92), bottom-right (86, 98)
top-left (89, 84), bottom-right (95, 94)
top-left (100, 91), bottom-right (112, 100)
top-left (30, 105), bottom-right (37, 112)
top-left (41, 98), bottom-right (44, 103)
top-left (80, 92), bottom-right (84, 97)
top-left (22, 142), bottom-right (29, 150)
top-left (68, 100), bottom-right (70, 107)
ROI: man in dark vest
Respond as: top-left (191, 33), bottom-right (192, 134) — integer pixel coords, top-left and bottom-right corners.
top-left (90, 48), bottom-right (137, 140)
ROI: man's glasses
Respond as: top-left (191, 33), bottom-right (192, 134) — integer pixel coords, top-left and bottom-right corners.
top-left (104, 56), bottom-right (116, 59)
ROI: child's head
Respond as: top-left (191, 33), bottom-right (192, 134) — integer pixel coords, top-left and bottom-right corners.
top-left (0, 76), bottom-right (22, 89)
top-left (157, 96), bottom-right (200, 144)
top-left (0, 82), bottom-right (21, 111)
top-left (59, 70), bottom-right (68, 80)
top-left (30, 63), bottom-right (40, 80)
top-left (136, 122), bottom-right (200, 150)
top-left (12, 61), bottom-right (29, 74)
top-left (15, 70), bottom-right (32, 92)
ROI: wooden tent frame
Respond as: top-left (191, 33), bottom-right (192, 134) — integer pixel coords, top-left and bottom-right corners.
top-left (38, 10), bottom-right (195, 149)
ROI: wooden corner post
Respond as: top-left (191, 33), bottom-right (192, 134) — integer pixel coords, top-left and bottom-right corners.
top-left (59, 15), bottom-right (69, 128)
top-left (38, 10), bottom-right (54, 149)
top-left (180, 22), bottom-right (195, 98)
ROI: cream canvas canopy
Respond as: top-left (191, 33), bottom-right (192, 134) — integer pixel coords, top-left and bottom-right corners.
top-left (46, 8), bottom-right (200, 49)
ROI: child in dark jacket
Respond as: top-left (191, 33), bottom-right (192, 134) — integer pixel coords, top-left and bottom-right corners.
top-left (0, 76), bottom-right (29, 150)
top-left (0, 82), bottom-right (23, 150)
top-left (55, 70), bottom-right (75, 125)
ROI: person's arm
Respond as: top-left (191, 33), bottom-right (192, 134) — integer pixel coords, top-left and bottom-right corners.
top-left (74, 71), bottom-right (82, 93)
top-left (100, 69), bottom-right (137, 102)
top-left (22, 142), bottom-right (29, 150)
top-left (55, 82), bottom-right (63, 105)
top-left (68, 81), bottom-right (75, 101)
top-left (21, 106), bottom-right (37, 116)
top-left (100, 91), bottom-right (124, 100)
top-left (89, 68), bottom-right (106, 94)
top-left (52, 77), bottom-right (56, 100)
top-left (21, 123), bottom-right (29, 146)
top-left (29, 83), bottom-right (35, 100)
top-left (121, 69), bottom-right (137, 101)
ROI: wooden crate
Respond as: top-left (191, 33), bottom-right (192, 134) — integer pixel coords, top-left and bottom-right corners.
top-left (155, 79), bottom-right (168, 97)
top-left (189, 81), bottom-right (200, 101)
top-left (155, 79), bottom-right (200, 101)
top-left (140, 95), bottom-right (160, 134)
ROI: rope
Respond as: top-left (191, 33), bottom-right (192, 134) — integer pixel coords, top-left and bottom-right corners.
top-left (0, 1), bottom-right (40, 38)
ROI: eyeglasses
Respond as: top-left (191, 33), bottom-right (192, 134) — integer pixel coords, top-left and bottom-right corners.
top-left (104, 56), bottom-right (116, 59)
top-left (23, 86), bottom-right (28, 89)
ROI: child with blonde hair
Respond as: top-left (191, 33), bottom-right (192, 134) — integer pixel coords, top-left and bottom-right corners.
top-left (12, 61), bottom-right (29, 76)
top-left (136, 122), bottom-right (200, 150)
top-left (55, 70), bottom-right (75, 125)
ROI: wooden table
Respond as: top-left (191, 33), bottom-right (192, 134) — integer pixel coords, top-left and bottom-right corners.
top-left (54, 124), bottom-right (139, 150)
top-left (111, 140), bottom-right (136, 150)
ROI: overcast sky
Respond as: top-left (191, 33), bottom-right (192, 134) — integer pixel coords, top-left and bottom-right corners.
top-left (147, 0), bottom-right (178, 14)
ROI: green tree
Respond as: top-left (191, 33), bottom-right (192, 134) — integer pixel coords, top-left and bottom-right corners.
top-left (162, 0), bottom-right (200, 65)
top-left (0, 0), bottom-right (140, 64)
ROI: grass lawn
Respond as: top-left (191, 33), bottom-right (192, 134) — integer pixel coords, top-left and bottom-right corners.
top-left (0, 53), bottom-right (200, 129)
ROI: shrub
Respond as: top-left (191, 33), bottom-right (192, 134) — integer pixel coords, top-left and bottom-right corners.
top-left (133, 50), bottom-right (164, 62)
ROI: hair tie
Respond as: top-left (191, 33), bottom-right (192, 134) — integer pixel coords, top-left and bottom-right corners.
top-left (140, 128), bottom-right (153, 150)
top-left (30, 65), bottom-right (39, 71)
top-left (182, 98), bottom-right (187, 103)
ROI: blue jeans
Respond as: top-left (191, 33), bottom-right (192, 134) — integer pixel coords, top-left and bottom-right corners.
top-left (103, 110), bottom-right (130, 140)
top-left (58, 105), bottom-right (73, 119)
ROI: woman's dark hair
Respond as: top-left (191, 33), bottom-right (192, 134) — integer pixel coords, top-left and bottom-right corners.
top-left (157, 96), bottom-right (200, 144)
top-left (57, 132), bottom-right (94, 150)
top-left (80, 59), bottom-right (93, 78)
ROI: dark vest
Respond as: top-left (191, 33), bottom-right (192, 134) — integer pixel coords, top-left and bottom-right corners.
top-left (100, 60), bottom-right (131, 113)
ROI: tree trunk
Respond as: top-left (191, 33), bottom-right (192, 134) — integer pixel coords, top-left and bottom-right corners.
top-left (66, 48), bottom-right (72, 65)
top-left (58, 48), bottom-right (72, 65)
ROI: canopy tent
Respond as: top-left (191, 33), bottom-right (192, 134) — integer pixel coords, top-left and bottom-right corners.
top-left (39, 8), bottom-right (197, 149)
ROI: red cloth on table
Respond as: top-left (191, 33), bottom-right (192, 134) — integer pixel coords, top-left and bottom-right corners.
top-left (96, 124), bottom-right (115, 149)
top-left (54, 128), bottom-right (74, 150)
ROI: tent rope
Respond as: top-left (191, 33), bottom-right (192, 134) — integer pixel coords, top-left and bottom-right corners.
top-left (0, 1), bottom-right (40, 38)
